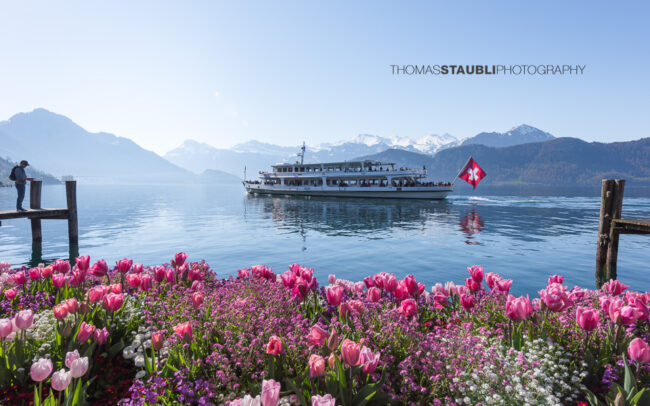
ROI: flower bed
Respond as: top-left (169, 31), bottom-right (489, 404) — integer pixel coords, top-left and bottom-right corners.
top-left (0, 257), bottom-right (649, 405)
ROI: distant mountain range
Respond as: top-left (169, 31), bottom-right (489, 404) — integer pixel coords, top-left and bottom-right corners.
top-left (357, 138), bottom-right (650, 186)
top-left (0, 109), bottom-right (239, 184)
top-left (164, 125), bottom-right (544, 177)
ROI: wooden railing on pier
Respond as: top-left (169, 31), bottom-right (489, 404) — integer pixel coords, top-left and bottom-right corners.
top-left (595, 179), bottom-right (650, 287)
top-left (0, 180), bottom-right (78, 250)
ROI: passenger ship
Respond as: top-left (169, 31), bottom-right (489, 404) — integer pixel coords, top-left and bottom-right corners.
top-left (243, 144), bottom-right (453, 200)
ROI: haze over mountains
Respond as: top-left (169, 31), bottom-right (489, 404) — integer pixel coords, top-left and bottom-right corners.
top-left (1, 108), bottom-right (647, 187)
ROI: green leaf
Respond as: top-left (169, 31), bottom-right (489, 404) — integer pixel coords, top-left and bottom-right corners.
top-left (630, 388), bottom-right (648, 405)
top-left (622, 354), bottom-right (637, 394)
top-left (34, 384), bottom-right (41, 406)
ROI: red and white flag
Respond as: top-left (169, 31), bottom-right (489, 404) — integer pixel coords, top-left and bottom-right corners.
top-left (457, 157), bottom-right (486, 189)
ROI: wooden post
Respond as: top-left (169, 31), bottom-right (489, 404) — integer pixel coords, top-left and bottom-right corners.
top-left (66, 181), bottom-right (79, 246)
top-left (605, 179), bottom-right (625, 281)
top-left (596, 180), bottom-right (615, 287)
top-left (29, 181), bottom-right (43, 245)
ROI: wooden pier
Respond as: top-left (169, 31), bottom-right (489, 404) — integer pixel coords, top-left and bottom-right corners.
top-left (595, 179), bottom-right (650, 287)
top-left (0, 180), bottom-right (78, 257)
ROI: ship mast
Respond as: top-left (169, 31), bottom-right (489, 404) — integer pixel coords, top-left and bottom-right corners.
top-left (299, 141), bottom-right (306, 165)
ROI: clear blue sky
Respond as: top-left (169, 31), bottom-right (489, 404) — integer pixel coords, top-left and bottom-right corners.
top-left (1, 1), bottom-right (648, 154)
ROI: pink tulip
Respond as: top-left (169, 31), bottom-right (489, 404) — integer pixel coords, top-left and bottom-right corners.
top-left (75, 255), bottom-right (90, 271)
top-left (173, 322), bottom-right (193, 341)
top-left (505, 295), bottom-right (533, 321)
top-left (86, 286), bottom-right (104, 303)
top-left (628, 338), bottom-right (650, 363)
top-left (51, 369), bottom-right (72, 391)
top-left (110, 283), bottom-right (122, 294)
top-left (468, 265), bottom-right (483, 284)
top-left (65, 350), bottom-right (80, 368)
top-left (52, 274), bottom-right (66, 289)
top-left (460, 294), bottom-right (476, 310)
top-left (367, 287), bottom-right (381, 302)
top-left (153, 266), bottom-right (166, 282)
top-left (341, 339), bottom-right (361, 367)
top-left (325, 286), bottom-right (344, 306)
top-left (69, 355), bottom-right (88, 378)
top-left (629, 297), bottom-right (649, 321)
top-left (494, 278), bottom-right (512, 295)
top-left (65, 298), bottom-right (79, 313)
top-left (15, 309), bottom-right (34, 329)
top-left (539, 284), bottom-right (572, 312)
top-left (485, 272), bottom-right (500, 289)
top-left (328, 274), bottom-right (336, 284)
top-left (0, 319), bottom-right (13, 338)
top-left (398, 298), bottom-right (418, 317)
top-left (116, 258), bottom-right (133, 274)
top-left (4, 287), bottom-right (17, 300)
top-left (261, 378), bottom-right (281, 406)
top-left (576, 306), bottom-right (600, 331)
top-left (619, 305), bottom-right (640, 325)
top-left (307, 325), bottom-right (328, 346)
top-left (311, 394), bottom-right (336, 406)
top-left (174, 252), bottom-right (188, 266)
top-left (165, 269), bottom-right (175, 284)
top-left (385, 274), bottom-right (398, 294)
top-left (548, 275), bottom-right (564, 285)
top-left (126, 273), bottom-right (141, 288)
top-left (394, 281), bottom-right (410, 300)
top-left (140, 273), bottom-right (153, 291)
top-left (266, 335), bottom-right (283, 355)
top-left (94, 327), bottom-right (109, 345)
top-left (237, 268), bottom-right (250, 279)
top-left (41, 265), bottom-right (53, 278)
top-left (608, 298), bottom-right (626, 324)
top-left (53, 259), bottom-right (71, 274)
top-left (327, 329), bottom-right (339, 352)
top-left (192, 292), bottom-right (204, 308)
top-left (280, 271), bottom-right (296, 288)
top-left (308, 354), bottom-right (326, 377)
top-left (403, 275), bottom-right (418, 295)
top-left (77, 322), bottom-right (96, 343)
top-left (372, 273), bottom-right (385, 290)
top-left (132, 263), bottom-right (143, 274)
top-left (30, 358), bottom-right (53, 382)
top-left (53, 304), bottom-right (69, 320)
top-left (363, 276), bottom-right (374, 288)
top-left (28, 268), bottom-right (41, 280)
top-left (89, 259), bottom-right (108, 277)
top-left (102, 293), bottom-right (124, 312)
top-left (465, 277), bottom-right (480, 293)
top-left (602, 279), bottom-right (629, 296)
top-left (13, 271), bottom-right (27, 285)
top-left (359, 346), bottom-right (380, 373)
top-left (152, 331), bottom-right (165, 351)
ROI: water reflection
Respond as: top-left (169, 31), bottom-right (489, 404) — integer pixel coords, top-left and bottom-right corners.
top-left (245, 194), bottom-right (453, 238)
top-left (459, 210), bottom-right (484, 245)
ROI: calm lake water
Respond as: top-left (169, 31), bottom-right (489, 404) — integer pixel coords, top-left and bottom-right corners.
top-left (1, 183), bottom-right (649, 295)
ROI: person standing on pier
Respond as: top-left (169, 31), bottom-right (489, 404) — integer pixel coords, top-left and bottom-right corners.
top-left (11, 160), bottom-right (34, 212)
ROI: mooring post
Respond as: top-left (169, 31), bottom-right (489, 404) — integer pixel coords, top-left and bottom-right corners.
top-left (65, 180), bottom-right (79, 246)
top-left (595, 179), bottom-right (615, 287)
top-left (605, 179), bottom-right (625, 282)
top-left (29, 180), bottom-right (43, 245)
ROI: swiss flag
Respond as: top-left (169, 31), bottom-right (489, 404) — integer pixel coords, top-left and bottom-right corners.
top-left (458, 157), bottom-right (486, 189)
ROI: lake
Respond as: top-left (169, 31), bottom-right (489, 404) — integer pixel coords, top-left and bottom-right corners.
top-left (1, 183), bottom-right (650, 295)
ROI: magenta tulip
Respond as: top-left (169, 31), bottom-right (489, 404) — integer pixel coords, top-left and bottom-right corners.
top-left (460, 294), bottom-right (476, 310)
top-left (140, 273), bottom-right (153, 291)
top-left (75, 255), bottom-right (90, 271)
top-left (116, 258), bottom-right (133, 274)
top-left (485, 272), bottom-right (500, 289)
top-left (153, 266), bottom-right (165, 282)
top-left (53, 304), bottom-right (68, 320)
top-left (266, 335), bottom-right (283, 355)
top-left (13, 271), bottom-right (27, 285)
top-left (465, 277), bottom-right (480, 293)
top-left (94, 327), bottom-right (109, 345)
top-left (53, 259), bottom-right (71, 274)
top-left (468, 265), bottom-right (483, 284)
top-left (398, 298), bottom-right (418, 317)
top-left (41, 265), bottom-right (53, 278)
top-left (367, 287), bottom-right (380, 302)
top-left (89, 259), bottom-right (108, 277)
top-left (126, 273), bottom-right (141, 288)
top-left (28, 267), bottom-right (41, 280)
top-left (394, 281), bottom-right (410, 300)
top-left (403, 275), bottom-right (418, 295)
top-left (539, 284), bottom-right (572, 312)
top-left (132, 263), bottom-right (144, 274)
top-left (328, 274), bottom-right (337, 284)
top-left (52, 274), bottom-right (66, 289)
top-left (359, 346), bottom-right (381, 374)
top-left (174, 252), bottom-right (188, 266)
top-left (602, 279), bottom-right (629, 296)
top-left (4, 287), bottom-right (17, 300)
top-left (65, 298), bottom-right (79, 313)
top-left (576, 306), bottom-right (600, 331)
top-left (102, 293), bottom-right (124, 312)
top-left (505, 295), bottom-right (533, 321)
top-left (548, 274), bottom-right (564, 285)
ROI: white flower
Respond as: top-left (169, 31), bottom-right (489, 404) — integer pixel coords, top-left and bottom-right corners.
top-left (135, 370), bottom-right (146, 379)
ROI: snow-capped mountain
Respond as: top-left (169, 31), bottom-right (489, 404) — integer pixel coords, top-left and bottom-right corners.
top-left (461, 124), bottom-right (554, 148)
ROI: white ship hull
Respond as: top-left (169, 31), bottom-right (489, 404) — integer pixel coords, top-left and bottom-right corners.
top-left (244, 183), bottom-right (451, 200)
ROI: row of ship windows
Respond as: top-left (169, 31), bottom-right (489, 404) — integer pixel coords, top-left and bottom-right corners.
top-left (273, 166), bottom-right (397, 173)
